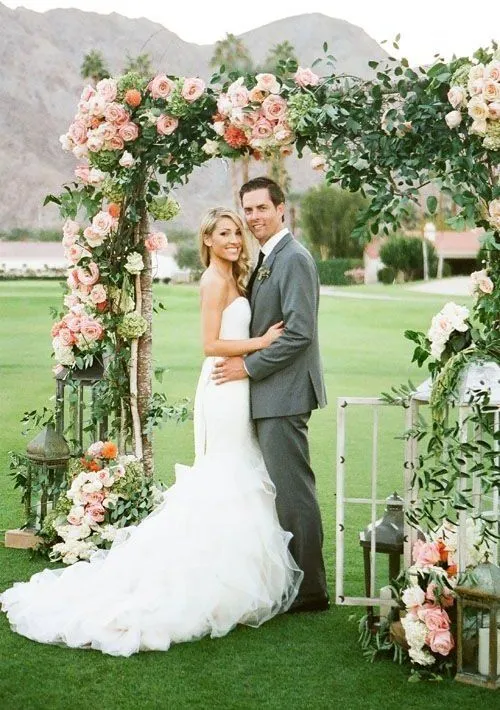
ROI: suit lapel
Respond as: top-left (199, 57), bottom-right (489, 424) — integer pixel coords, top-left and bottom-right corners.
top-left (251, 232), bottom-right (292, 308)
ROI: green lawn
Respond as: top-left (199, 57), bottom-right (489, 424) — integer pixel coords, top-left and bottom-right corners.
top-left (0, 280), bottom-right (497, 709)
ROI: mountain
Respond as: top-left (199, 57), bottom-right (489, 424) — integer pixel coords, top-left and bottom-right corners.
top-left (0, 4), bottom-right (387, 232)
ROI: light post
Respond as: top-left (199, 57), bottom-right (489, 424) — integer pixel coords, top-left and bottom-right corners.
top-left (422, 221), bottom-right (436, 281)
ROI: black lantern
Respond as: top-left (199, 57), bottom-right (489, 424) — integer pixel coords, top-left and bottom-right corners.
top-left (55, 357), bottom-right (108, 456)
top-left (359, 491), bottom-right (405, 628)
top-left (5, 424), bottom-right (71, 549)
top-left (456, 560), bottom-right (500, 689)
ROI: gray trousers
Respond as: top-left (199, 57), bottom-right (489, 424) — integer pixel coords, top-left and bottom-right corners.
top-left (255, 413), bottom-right (328, 600)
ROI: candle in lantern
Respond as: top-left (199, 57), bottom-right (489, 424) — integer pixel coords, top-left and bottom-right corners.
top-left (478, 627), bottom-right (500, 676)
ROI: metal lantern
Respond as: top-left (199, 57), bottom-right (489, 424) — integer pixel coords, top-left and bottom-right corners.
top-left (23, 423), bottom-right (70, 527)
top-left (359, 491), bottom-right (405, 627)
top-left (55, 357), bottom-right (108, 455)
top-left (456, 560), bottom-right (500, 689)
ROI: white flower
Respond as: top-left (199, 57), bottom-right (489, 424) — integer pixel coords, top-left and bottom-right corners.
top-left (447, 86), bottom-right (466, 109)
top-left (81, 480), bottom-right (103, 493)
top-left (59, 133), bottom-right (73, 151)
top-left (202, 139), bottom-right (220, 156)
top-left (99, 524), bottom-right (119, 542)
top-left (445, 110), bottom-right (462, 129)
top-left (401, 616), bottom-right (427, 650)
top-left (125, 252), bottom-right (144, 275)
top-left (212, 120), bottom-right (226, 136)
top-left (119, 151), bottom-right (135, 168)
top-left (408, 647), bottom-right (436, 666)
top-left (468, 96), bottom-right (489, 121)
top-left (401, 584), bottom-right (426, 610)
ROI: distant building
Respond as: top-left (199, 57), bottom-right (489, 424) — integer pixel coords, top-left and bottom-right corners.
top-left (363, 229), bottom-right (482, 283)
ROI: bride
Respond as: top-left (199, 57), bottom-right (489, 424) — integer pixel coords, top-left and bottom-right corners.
top-left (0, 207), bottom-right (303, 656)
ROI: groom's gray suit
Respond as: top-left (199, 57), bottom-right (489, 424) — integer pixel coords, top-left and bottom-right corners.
top-left (244, 231), bottom-right (328, 602)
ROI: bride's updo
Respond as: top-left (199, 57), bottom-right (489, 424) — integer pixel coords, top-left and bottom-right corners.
top-left (198, 207), bottom-right (251, 295)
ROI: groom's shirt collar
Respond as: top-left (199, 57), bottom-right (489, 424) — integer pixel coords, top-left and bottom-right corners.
top-left (261, 228), bottom-right (289, 260)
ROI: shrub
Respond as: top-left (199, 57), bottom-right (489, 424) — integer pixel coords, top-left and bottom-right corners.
top-left (316, 258), bottom-right (363, 286)
top-left (378, 266), bottom-right (396, 284)
top-left (379, 236), bottom-right (437, 281)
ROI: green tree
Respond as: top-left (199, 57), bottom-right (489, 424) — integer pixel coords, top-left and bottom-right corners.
top-left (263, 40), bottom-right (298, 76)
top-left (80, 50), bottom-right (110, 86)
top-left (300, 185), bottom-right (368, 260)
top-left (210, 33), bottom-right (253, 78)
top-left (380, 235), bottom-right (438, 281)
top-left (123, 53), bottom-right (154, 79)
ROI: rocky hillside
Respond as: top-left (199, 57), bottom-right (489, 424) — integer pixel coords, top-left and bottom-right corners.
top-left (0, 4), bottom-right (387, 231)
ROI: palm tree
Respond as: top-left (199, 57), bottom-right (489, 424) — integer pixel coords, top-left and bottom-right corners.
top-left (123, 53), bottom-right (154, 79)
top-left (263, 40), bottom-right (298, 76)
top-left (80, 50), bottom-right (110, 86)
top-left (210, 33), bottom-right (253, 77)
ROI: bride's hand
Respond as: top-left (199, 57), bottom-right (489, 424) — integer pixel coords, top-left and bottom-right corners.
top-left (261, 321), bottom-right (284, 347)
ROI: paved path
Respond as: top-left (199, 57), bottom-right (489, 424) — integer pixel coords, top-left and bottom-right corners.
top-left (320, 276), bottom-right (471, 301)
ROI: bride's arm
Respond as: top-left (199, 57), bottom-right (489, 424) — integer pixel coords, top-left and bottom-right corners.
top-left (200, 278), bottom-right (282, 357)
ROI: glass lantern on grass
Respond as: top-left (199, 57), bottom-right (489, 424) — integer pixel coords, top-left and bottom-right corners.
top-left (455, 560), bottom-right (500, 689)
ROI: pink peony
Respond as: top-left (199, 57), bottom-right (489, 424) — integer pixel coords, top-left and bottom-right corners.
top-left (182, 77), bottom-right (205, 102)
top-left (426, 628), bottom-right (454, 656)
top-left (261, 94), bottom-right (287, 122)
top-left (148, 74), bottom-right (175, 100)
top-left (412, 539), bottom-right (442, 567)
top-left (157, 114), bottom-right (179, 136)
top-left (145, 232), bottom-right (168, 252)
top-left (76, 262), bottom-right (100, 286)
top-left (294, 66), bottom-right (320, 88)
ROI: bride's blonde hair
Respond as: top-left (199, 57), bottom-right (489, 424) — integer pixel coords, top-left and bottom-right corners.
top-left (199, 208), bottom-right (251, 295)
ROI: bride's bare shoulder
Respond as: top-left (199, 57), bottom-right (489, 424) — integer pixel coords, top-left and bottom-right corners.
top-left (199, 268), bottom-right (228, 303)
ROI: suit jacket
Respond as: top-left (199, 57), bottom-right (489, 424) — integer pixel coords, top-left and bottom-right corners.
top-left (245, 231), bottom-right (327, 419)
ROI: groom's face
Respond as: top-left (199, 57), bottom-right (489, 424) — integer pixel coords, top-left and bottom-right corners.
top-left (241, 188), bottom-right (285, 246)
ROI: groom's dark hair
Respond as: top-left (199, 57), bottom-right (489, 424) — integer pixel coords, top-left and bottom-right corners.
top-left (239, 177), bottom-right (285, 222)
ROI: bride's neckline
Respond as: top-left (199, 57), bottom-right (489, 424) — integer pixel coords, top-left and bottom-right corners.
top-left (223, 296), bottom-right (247, 313)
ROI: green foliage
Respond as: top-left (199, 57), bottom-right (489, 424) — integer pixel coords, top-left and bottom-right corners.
top-left (378, 266), bottom-right (396, 284)
top-left (80, 49), bottom-right (110, 85)
top-left (316, 258), bottom-right (363, 285)
top-left (380, 236), bottom-right (437, 281)
top-left (176, 243), bottom-right (203, 276)
top-left (300, 184), bottom-right (368, 259)
top-left (0, 227), bottom-right (62, 241)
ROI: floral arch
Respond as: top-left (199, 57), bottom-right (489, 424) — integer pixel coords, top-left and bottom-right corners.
top-left (50, 47), bottom-right (500, 480)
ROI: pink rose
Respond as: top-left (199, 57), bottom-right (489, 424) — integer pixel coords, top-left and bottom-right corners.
top-left (148, 74), bottom-right (175, 100)
top-left (418, 605), bottom-right (450, 631)
top-left (447, 86), bottom-right (466, 109)
top-left (62, 314), bottom-right (81, 333)
top-left (426, 628), bottom-right (454, 656)
top-left (311, 155), bottom-right (327, 171)
top-left (157, 115), bottom-right (179, 136)
top-left (212, 120), bottom-right (226, 136)
top-left (65, 244), bottom-right (89, 265)
top-left (68, 120), bottom-right (88, 145)
top-left (86, 134), bottom-right (105, 152)
top-left (51, 321), bottom-right (63, 337)
top-left (104, 103), bottom-right (129, 125)
top-left (87, 95), bottom-right (107, 117)
top-left (76, 261), bottom-right (100, 286)
top-left (63, 219), bottom-right (80, 239)
top-left (62, 231), bottom-right (78, 248)
top-left (227, 79), bottom-right (249, 108)
top-left (280, 145), bottom-right (293, 157)
top-left (83, 491), bottom-right (105, 505)
top-left (294, 66), bottom-right (320, 88)
top-left (274, 122), bottom-right (294, 144)
top-left (489, 101), bottom-right (500, 119)
top-left (96, 78), bottom-right (117, 103)
top-left (252, 118), bottom-right (274, 140)
top-left (118, 122), bottom-right (139, 142)
top-left (90, 284), bottom-right (107, 304)
top-left (119, 151), bottom-right (135, 168)
top-left (217, 94), bottom-right (233, 117)
top-left (98, 121), bottom-right (117, 141)
top-left (261, 94), bottom-right (287, 122)
top-left (80, 319), bottom-right (104, 341)
top-left (72, 143), bottom-right (89, 160)
top-left (249, 87), bottom-right (266, 104)
top-left (74, 165), bottom-right (91, 183)
top-left (86, 503), bottom-right (106, 523)
top-left (84, 226), bottom-right (105, 248)
top-left (67, 269), bottom-right (80, 289)
top-left (412, 539), bottom-right (441, 567)
top-left (255, 73), bottom-right (280, 94)
top-left (108, 134), bottom-right (125, 151)
top-left (92, 211), bottom-right (116, 236)
top-left (80, 85), bottom-right (95, 102)
top-left (182, 77), bottom-right (205, 103)
top-left (145, 231), bottom-right (168, 252)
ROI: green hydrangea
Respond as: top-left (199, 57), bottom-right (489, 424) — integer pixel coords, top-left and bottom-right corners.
top-left (287, 93), bottom-right (316, 130)
top-left (116, 72), bottom-right (148, 101)
top-left (148, 195), bottom-right (181, 221)
top-left (109, 285), bottom-right (135, 314)
top-left (483, 121), bottom-right (500, 150)
top-left (89, 150), bottom-right (120, 172)
top-left (117, 312), bottom-right (148, 340)
top-left (450, 62), bottom-right (472, 89)
top-left (101, 177), bottom-right (125, 202)
top-left (167, 81), bottom-right (191, 118)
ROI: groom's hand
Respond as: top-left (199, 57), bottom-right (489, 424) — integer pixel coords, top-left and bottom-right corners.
top-left (212, 356), bottom-right (248, 384)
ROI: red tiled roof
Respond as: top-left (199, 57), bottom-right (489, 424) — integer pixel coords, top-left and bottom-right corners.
top-left (364, 229), bottom-right (482, 259)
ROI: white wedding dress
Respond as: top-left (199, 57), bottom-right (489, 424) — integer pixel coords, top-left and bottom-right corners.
top-left (1, 296), bottom-right (302, 656)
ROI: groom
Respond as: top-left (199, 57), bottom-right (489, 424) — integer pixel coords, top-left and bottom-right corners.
top-left (212, 176), bottom-right (329, 612)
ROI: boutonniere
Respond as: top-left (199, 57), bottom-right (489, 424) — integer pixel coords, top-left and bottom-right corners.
top-left (256, 265), bottom-right (271, 281)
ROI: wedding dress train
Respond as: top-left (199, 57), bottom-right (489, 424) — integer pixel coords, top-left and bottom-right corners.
top-left (1, 297), bottom-right (303, 656)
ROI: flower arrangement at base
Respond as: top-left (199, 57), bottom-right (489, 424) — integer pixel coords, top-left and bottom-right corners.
top-left (40, 441), bottom-right (164, 565)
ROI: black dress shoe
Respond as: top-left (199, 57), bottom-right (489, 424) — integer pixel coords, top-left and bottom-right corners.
top-left (287, 596), bottom-right (330, 614)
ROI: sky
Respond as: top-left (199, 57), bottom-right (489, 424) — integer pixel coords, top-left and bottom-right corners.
top-left (3, 0), bottom-right (500, 66)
